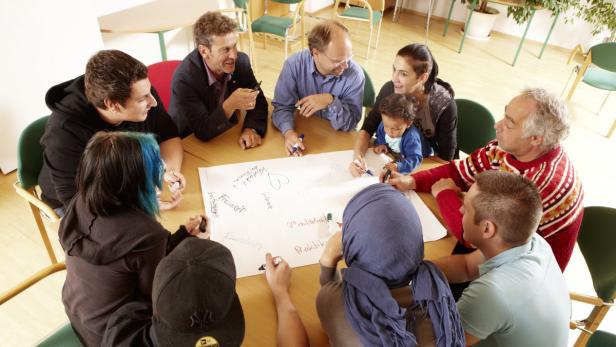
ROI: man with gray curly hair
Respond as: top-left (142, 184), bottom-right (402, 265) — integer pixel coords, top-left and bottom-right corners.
top-left (383, 88), bottom-right (584, 276)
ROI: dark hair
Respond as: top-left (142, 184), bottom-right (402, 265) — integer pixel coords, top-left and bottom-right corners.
top-left (308, 20), bottom-right (349, 52)
top-left (379, 94), bottom-right (415, 122)
top-left (76, 131), bottom-right (163, 217)
top-left (396, 43), bottom-right (438, 95)
top-left (84, 50), bottom-right (148, 109)
top-left (473, 171), bottom-right (542, 245)
top-left (194, 11), bottom-right (238, 48)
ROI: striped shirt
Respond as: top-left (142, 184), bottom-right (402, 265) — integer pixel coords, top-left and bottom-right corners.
top-left (413, 140), bottom-right (584, 270)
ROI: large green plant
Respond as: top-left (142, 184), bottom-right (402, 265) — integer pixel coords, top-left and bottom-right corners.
top-left (507, 0), bottom-right (577, 24)
top-left (461, 0), bottom-right (576, 24)
top-left (580, 0), bottom-right (616, 38)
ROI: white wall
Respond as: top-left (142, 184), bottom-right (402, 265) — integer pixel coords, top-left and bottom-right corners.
top-left (306, 0), bottom-right (334, 13)
top-left (401, 0), bottom-right (599, 50)
top-left (0, 0), bottom-right (104, 173)
top-left (94, 0), bottom-right (154, 17)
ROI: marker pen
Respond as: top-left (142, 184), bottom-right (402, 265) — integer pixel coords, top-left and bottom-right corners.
top-left (352, 159), bottom-right (374, 176)
top-left (327, 213), bottom-right (337, 235)
top-left (198, 217), bottom-right (207, 233)
top-left (291, 134), bottom-right (305, 153)
top-left (258, 256), bottom-right (282, 271)
top-left (382, 168), bottom-right (392, 183)
top-left (252, 80), bottom-right (262, 91)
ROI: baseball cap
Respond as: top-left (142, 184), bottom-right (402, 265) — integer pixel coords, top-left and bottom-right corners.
top-left (152, 238), bottom-right (244, 347)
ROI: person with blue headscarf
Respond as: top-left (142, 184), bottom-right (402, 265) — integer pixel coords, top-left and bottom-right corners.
top-left (316, 183), bottom-right (465, 346)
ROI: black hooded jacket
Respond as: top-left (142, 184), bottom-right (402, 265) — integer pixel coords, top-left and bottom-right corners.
top-left (39, 76), bottom-right (179, 208)
top-left (60, 197), bottom-right (190, 347)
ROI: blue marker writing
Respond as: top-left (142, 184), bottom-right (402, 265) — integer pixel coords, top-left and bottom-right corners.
top-left (291, 134), bottom-right (305, 153)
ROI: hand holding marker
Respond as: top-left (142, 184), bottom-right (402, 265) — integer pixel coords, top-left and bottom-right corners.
top-left (259, 256), bottom-right (282, 271)
top-left (291, 134), bottom-right (305, 154)
top-left (252, 80), bottom-right (262, 91)
top-left (352, 159), bottom-right (373, 176)
top-left (382, 168), bottom-right (392, 183)
top-left (168, 172), bottom-right (183, 193)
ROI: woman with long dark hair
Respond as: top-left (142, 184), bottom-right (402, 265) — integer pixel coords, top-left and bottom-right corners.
top-left (350, 44), bottom-right (457, 176)
top-left (59, 131), bottom-right (204, 346)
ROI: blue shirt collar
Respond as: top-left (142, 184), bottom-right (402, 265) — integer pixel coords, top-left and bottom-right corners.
top-left (478, 235), bottom-right (535, 276)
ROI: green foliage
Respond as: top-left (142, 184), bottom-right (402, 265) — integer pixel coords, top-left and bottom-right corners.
top-left (507, 0), bottom-right (578, 24)
top-left (581, 0), bottom-right (616, 36)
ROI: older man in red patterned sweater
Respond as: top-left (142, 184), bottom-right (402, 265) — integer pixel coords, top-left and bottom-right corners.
top-left (384, 88), bottom-right (583, 271)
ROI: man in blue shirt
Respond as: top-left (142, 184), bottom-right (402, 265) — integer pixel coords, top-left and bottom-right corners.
top-left (433, 171), bottom-right (570, 347)
top-left (272, 20), bottom-right (364, 156)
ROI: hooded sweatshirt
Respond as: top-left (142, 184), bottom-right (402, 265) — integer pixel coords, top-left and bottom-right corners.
top-left (60, 197), bottom-right (190, 347)
top-left (39, 76), bottom-right (179, 208)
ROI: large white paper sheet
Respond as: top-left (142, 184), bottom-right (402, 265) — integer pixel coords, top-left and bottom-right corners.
top-left (199, 150), bottom-right (446, 277)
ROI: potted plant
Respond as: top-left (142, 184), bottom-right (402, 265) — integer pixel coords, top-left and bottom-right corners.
top-left (461, 0), bottom-right (501, 40)
top-left (461, 0), bottom-right (577, 40)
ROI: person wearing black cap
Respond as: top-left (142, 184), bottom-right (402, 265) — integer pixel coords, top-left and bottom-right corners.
top-left (102, 237), bottom-right (245, 347)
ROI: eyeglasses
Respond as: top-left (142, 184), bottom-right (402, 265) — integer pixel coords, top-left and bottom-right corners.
top-left (322, 52), bottom-right (354, 68)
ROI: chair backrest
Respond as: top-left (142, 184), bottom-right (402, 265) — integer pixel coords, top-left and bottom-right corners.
top-left (455, 99), bottom-right (495, 154)
top-left (362, 67), bottom-right (375, 108)
top-left (590, 42), bottom-right (616, 73)
top-left (234, 0), bottom-right (248, 9)
top-left (17, 116), bottom-right (49, 190)
top-left (147, 60), bottom-right (182, 110)
top-left (37, 322), bottom-right (83, 347)
top-left (587, 330), bottom-right (616, 347)
top-left (577, 206), bottom-right (616, 302)
top-left (271, 0), bottom-right (304, 4)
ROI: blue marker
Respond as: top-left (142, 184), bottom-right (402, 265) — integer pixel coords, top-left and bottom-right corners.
top-left (291, 134), bottom-right (305, 153)
top-left (353, 159), bottom-right (373, 176)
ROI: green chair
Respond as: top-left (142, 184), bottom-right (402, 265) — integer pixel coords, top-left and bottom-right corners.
top-left (251, 0), bottom-right (305, 59)
top-left (455, 99), bottom-right (495, 155)
top-left (564, 42), bottom-right (616, 138)
top-left (569, 206), bottom-right (616, 347)
top-left (587, 330), bottom-right (616, 347)
top-left (333, 0), bottom-right (384, 58)
top-left (37, 324), bottom-right (83, 347)
top-left (220, 0), bottom-right (256, 67)
top-left (1, 116), bottom-right (80, 346)
top-left (361, 67), bottom-right (375, 125)
top-left (11, 116), bottom-right (61, 269)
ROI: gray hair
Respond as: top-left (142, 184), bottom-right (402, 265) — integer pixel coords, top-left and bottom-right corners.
top-left (521, 88), bottom-right (570, 149)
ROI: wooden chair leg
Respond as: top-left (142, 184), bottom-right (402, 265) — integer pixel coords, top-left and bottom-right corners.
top-left (375, 18), bottom-right (382, 49)
top-left (598, 91), bottom-right (610, 114)
top-left (29, 202), bottom-right (58, 264)
top-left (565, 72), bottom-right (584, 102)
top-left (366, 24), bottom-right (373, 59)
top-left (573, 304), bottom-right (612, 347)
top-left (607, 118), bottom-right (616, 138)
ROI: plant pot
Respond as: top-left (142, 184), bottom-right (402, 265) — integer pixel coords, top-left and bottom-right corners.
top-left (462, 5), bottom-right (500, 40)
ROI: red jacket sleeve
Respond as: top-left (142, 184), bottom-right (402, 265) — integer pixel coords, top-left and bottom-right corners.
top-left (411, 162), bottom-right (466, 193)
top-left (434, 189), bottom-right (465, 243)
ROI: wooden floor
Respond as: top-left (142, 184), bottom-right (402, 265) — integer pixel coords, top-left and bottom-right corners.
top-left (1, 7), bottom-right (615, 346)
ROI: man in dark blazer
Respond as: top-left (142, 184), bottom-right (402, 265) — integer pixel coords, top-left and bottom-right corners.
top-left (169, 12), bottom-right (267, 149)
